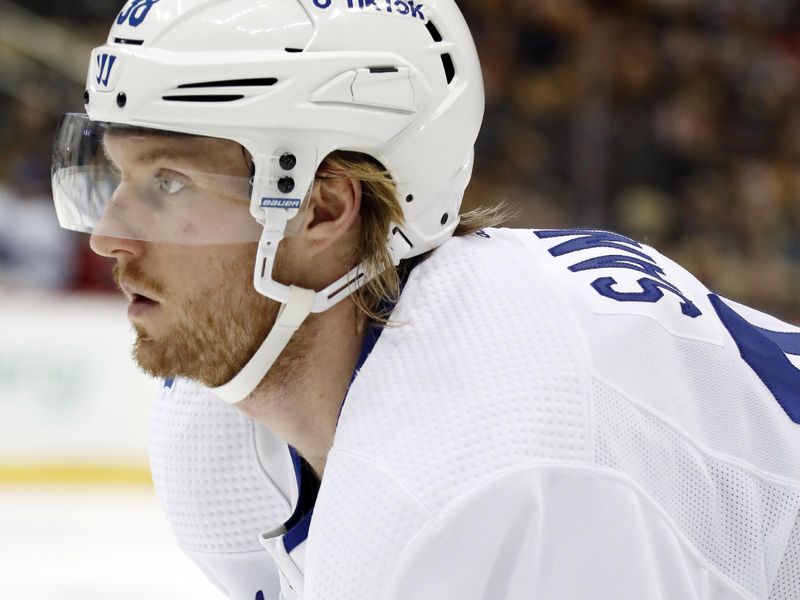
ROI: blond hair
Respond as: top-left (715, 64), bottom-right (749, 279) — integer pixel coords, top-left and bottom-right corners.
top-left (317, 151), bottom-right (509, 323)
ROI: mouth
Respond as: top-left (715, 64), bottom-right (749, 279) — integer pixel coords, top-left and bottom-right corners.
top-left (128, 291), bottom-right (161, 320)
top-left (131, 292), bottom-right (159, 307)
top-left (119, 278), bottom-right (161, 303)
top-left (121, 283), bottom-right (162, 319)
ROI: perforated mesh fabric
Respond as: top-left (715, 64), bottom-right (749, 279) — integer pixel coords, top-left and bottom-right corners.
top-left (770, 511), bottom-right (800, 599)
top-left (383, 465), bottom-right (756, 600)
top-left (185, 549), bottom-right (282, 600)
top-left (335, 232), bottom-right (591, 514)
top-left (149, 378), bottom-right (292, 553)
top-left (305, 450), bottom-right (431, 600)
top-left (300, 232), bottom-right (591, 599)
top-left (145, 230), bottom-right (800, 600)
top-left (594, 380), bottom-right (800, 597)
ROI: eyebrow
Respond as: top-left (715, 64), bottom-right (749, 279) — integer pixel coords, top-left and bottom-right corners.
top-left (132, 147), bottom-right (206, 167)
top-left (101, 139), bottom-right (206, 171)
top-left (102, 132), bottom-right (250, 176)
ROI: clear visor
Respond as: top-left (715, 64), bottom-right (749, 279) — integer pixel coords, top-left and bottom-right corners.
top-left (51, 114), bottom-right (278, 245)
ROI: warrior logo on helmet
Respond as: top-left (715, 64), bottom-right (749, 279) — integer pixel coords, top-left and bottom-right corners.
top-left (95, 53), bottom-right (118, 89)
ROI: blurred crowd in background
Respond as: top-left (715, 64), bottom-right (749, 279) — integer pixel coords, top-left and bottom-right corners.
top-left (0, 0), bottom-right (798, 321)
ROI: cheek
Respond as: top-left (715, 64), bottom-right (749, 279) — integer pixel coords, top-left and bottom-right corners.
top-left (181, 221), bottom-right (197, 237)
top-left (153, 248), bottom-right (222, 306)
top-left (200, 245), bottom-right (258, 298)
top-left (161, 244), bottom-right (258, 307)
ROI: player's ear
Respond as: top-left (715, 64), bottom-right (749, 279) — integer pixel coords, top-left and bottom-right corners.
top-left (300, 173), bottom-right (361, 256)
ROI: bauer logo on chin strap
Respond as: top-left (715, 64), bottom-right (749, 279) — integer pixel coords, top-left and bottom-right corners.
top-left (261, 197), bottom-right (302, 209)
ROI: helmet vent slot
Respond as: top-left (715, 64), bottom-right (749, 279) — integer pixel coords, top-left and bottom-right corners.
top-left (177, 78), bottom-right (277, 89)
top-left (369, 66), bottom-right (399, 74)
top-left (285, 48), bottom-right (304, 53)
top-left (162, 95), bottom-right (245, 102)
top-left (441, 53), bottom-right (455, 84)
top-left (426, 21), bottom-right (443, 43)
top-left (114, 37), bottom-right (144, 45)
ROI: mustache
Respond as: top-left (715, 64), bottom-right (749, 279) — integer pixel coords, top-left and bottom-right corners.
top-left (112, 263), bottom-right (167, 299)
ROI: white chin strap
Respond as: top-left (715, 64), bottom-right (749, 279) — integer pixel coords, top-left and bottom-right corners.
top-left (210, 284), bottom-right (316, 405)
top-left (210, 222), bottom-right (413, 405)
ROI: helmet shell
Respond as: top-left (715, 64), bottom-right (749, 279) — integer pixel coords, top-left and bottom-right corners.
top-left (86, 0), bottom-right (484, 256)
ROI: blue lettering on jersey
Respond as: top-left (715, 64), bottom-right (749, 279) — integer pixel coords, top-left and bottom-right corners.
top-left (95, 54), bottom-right (117, 88)
top-left (162, 377), bottom-right (174, 389)
top-left (754, 327), bottom-right (800, 355)
top-left (255, 592), bottom-right (264, 600)
top-left (535, 229), bottom-right (701, 318)
top-left (117, 0), bottom-right (160, 27)
top-left (710, 295), bottom-right (800, 424)
top-left (537, 229), bottom-right (654, 261)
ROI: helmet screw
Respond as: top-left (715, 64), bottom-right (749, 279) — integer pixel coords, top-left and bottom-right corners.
top-left (441, 213), bottom-right (449, 225)
top-left (406, 194), bottom-right (414, 203)
top-left (116, 92), bottom-right (127, 108)
top-left (278, 177), bottom-right (295, 194)
top-left (279, 153), bottom-right (297, 171)
top-left (83, 90), bottom-right (90, 105)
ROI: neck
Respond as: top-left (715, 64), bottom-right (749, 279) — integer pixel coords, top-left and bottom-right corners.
top-left (238, 297), bottom-right (365, 479)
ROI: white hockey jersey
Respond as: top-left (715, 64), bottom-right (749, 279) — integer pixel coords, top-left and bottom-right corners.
top-left (150, 228), bottom-right (800, 600)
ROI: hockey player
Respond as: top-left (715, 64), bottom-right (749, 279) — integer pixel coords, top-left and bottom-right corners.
top-left (51, 0), bottom-right (799, 598)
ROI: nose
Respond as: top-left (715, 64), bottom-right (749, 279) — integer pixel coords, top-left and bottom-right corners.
top-left (88, 185), bottom-right (146, 258)
top-left (89, 231), bottom-right (144, 258)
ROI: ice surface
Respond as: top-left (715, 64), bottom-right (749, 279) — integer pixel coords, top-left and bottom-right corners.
top-left (0, 485), bottom-right (228, 600)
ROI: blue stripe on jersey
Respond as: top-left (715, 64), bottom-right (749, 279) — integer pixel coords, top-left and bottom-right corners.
top-left (711, 295), bottom-right (800, 424)
top-left (338, 319), bottom-right (385, 419)
top-left (339, 254), bottom-right (426, 406)
top-left (281, 256), bottom-right (425, 554)
top-left (283, 446), bottom-right (319, 547)
top-left (281, 321), bottom-right (389, 554)
top-left (283, 511), bottom-right (314, 554)
top-left (753, 327), bottom-right (800, 356)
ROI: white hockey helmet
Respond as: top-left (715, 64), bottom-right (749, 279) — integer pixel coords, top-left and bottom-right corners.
top-left (52, 0), bottom-right (484, 402)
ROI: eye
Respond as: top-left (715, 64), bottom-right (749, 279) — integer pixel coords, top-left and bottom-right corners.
top-left (158, 175), bottom-right (185, 194)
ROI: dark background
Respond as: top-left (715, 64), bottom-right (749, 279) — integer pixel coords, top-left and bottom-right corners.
top-left (0, 0), bottom-right (798, 321)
